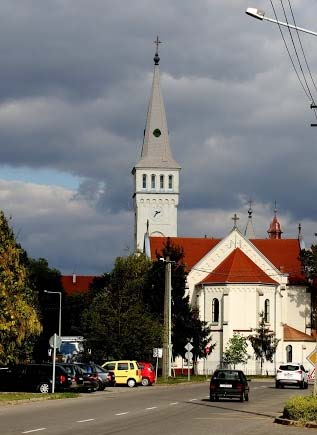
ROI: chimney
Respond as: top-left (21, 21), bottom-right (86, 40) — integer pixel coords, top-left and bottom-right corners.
top-left (72, 273), bottom-right (76, 284)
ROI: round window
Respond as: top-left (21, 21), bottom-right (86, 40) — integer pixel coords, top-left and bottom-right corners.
top-left (153, 129), bottom-right (161, 137)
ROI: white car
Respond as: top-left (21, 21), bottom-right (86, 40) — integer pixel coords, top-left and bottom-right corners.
top-left (276, 363), bottom-right (308, 389)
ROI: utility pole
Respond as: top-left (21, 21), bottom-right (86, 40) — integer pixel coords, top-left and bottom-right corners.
top-left (161, 256), bottom-right (172, 379)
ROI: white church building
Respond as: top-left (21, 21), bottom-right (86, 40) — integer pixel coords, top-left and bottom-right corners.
top-left (132, 41), bottom-right (316, 375)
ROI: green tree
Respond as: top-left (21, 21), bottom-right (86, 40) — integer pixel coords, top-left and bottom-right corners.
top-left (26, 257), bottom-right (64, 361)
top-left (248, 312), bottom-right (279, 375)
top-left (0, 212), bottom-right (42, 364)
top-left (144, 238), bottom-right (215, 362)
top-left (299, 246), bottom-right (317, 329)
top-left (81, 253), bottom-right (162, 362)
top-left (223, 333), bottom-right (248, 368)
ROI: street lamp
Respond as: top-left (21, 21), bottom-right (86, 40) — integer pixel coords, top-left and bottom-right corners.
top-left (44, 290), bottom-right (62, 337)
top-left (246, 8), bottom-right (317, 36)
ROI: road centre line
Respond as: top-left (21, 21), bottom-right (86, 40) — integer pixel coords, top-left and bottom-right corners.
top-left (146, 407), bottom-right (158, 410)
top-left (76, 419), bottom-right (95, 423)
top-left (188, 398), bottom-right (198, 401)
top-left (169, 402), bottom-right (179, 405)
top-left (22, 429), bottom-right (46, 434)
top-left (115, 412), bottom-right (129, 416)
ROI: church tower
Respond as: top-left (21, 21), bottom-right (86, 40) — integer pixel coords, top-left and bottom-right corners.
top-left (267, 202), bottom-right (283, 239)
top-left (132, 38), bottom-right (181, 252)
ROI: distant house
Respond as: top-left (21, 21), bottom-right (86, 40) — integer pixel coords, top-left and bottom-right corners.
top-left (61, 274), bottom-right (95, 295)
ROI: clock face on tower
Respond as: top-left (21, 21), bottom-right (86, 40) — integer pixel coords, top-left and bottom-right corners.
top-left (151, 205), bottom-right (164, 221)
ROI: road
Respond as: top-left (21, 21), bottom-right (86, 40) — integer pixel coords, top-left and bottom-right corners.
top-left (0, 381), bottom-right (313, 435)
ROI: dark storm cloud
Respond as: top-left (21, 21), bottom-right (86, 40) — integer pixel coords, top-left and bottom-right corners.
top-left (0, 0), bottom-right (317, 273)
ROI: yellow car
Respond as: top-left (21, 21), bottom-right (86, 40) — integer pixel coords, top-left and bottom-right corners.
top-left (101, 360), bottom-right (142, 387)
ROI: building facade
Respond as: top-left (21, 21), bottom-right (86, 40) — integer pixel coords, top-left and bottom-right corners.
top-left (136, 44), bottom-right (316, 375)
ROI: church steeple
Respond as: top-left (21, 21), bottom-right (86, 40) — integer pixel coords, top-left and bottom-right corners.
top-left (267, 201), bottom-right (283, 239)
top-left (132, 39), bottom-right (181, 252)
top-left (135, 37), bottom-right (180, 170)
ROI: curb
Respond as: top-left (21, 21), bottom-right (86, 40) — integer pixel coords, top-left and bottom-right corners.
top-left (274, 416), bottom-right (317, 429)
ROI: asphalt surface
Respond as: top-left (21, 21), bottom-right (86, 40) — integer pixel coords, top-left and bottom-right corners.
top-left (0, 380), bottom-right (314, 435)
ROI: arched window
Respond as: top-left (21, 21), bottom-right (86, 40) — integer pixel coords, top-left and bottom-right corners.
top-left (168, 175), bottom-right (173, 189)
top-left (142, 174), bottom-right (147, 189)
top-left (212, 298), bottom-right (219, 323)
top-left (160, 175), bottom-right (164, 189)
top-left (151, 174), bottom-right (156, 189)
top-left (264, 299), bottom-right (270, 323)
top-left (286, 345), bottom-right (292, 363)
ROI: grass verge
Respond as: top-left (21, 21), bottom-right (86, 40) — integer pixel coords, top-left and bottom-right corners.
top-left (0, 392), bottom-right (79, 402)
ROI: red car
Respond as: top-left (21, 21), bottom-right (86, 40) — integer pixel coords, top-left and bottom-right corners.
top-left (138, 362), bottom-right (156, 386)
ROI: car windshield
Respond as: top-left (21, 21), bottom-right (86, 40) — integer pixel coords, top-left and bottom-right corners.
top-left (214, 371), bottom-right (241, 380)
top-left (279, 365), bottom-right (299, 371)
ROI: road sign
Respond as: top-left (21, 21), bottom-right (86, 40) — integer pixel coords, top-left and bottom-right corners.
top-left (49, 334), bottom-right (62, 349)
top-left (307, 349), bottom-right (317, 366)
top-left (185, 351), bottom-right (193, 361)
top-left (185, 342), bottom-right (193, 352)
top-left (153, 348), bottom-right (163, 358)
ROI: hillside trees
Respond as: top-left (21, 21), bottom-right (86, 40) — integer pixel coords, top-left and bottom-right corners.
top-left (299, 245), bottom-right (317, 329)
top-left (0, 212), bottom-right (42, 364)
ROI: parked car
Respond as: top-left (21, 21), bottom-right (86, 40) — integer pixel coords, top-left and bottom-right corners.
top-left (276, 363), bottom-right (308, 389)
top-left (73, 362), bottom-right (100, 392)
top-left (138, 361), bottom-right (156, 386)
top-left (0, 363), bottom-right (72, 394)
top-left (101, 360), bottom-right (142, 387)
top-left (209, 369), bottom-right (250, 402)
top-left (95, 364), bottom-right (115, 388)
top-left (56, 363), bottom-right (84, 391)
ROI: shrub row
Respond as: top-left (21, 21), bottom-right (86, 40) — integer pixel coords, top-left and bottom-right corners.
top-left (283, 395), bottom-right (317, 424)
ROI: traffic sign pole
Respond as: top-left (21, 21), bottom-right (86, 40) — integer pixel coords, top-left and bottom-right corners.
top-left (52, 333), bottom-right (56, 394)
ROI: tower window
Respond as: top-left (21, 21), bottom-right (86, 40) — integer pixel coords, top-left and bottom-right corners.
top-left (142, 174), bottom-right (147, 189)
top-left (286, 345), bottom-right (292, 363)
top-left (264, 299), bottom-right (270, 323)
top-left (160, 175), bottom-right (164, 189)
top-left (212, 298), bottom-right (219, 323)
top-left (168, 175), bottom-right (173, 189)
top-left (151, 174), bottom-right (156, 189)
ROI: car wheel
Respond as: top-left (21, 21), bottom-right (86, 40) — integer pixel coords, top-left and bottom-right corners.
top-left (141, 378), bottom-right (150, 386)
top-left (127, 378), bottom-right (136, 388)
top-left (275, 381), bottom-right (280, 389)
top-left (304, 382), bottom-right (309, 389)
top-left (239, 393), bottom-right (244, 402)
top-left (215, 395), bottom-right (219, 402)
top-left (300, 381), bottom-right (305, 389)
top-left (98, 380), bottom-right (105, 391)
top-left (38, 382), bottom-right (50, 394)
top-left (244, 392), bottom-right (249, 402)
top-left (209, 394), bottom-right (214, 402)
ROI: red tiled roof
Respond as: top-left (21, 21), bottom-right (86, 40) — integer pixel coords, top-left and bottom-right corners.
top-left (251, 239), bottom-right (306, 284)
top-left (149, 236), bottom-right (306, 284)
top-left (201, 248), bottom-right (277, 284)
top-left (61, 275), bottom-right (95, 295)
top-left (283, 324), bottom-right (315, 341)
top-left (149, 237), bottom-right (220, 270)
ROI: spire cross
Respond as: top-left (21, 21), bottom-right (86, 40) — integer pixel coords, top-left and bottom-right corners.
top-left (232, 213), bottom-right (239, 229)
top-left (154, 36), bottom-right (162, 55)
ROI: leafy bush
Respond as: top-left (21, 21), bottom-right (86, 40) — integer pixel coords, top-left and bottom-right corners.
top-left (283, 395), bottom-right (317, 423)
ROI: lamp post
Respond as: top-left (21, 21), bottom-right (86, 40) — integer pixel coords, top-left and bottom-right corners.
top-left (44, 290), bottom-right (62, 337)
top-left (245, 8), bottom-right (317, 36)
top-left (160, 257), bottom-right (174, 379)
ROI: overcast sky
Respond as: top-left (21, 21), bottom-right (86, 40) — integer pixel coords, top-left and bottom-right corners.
top-left (1, 0), bottom-right (317, 275)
